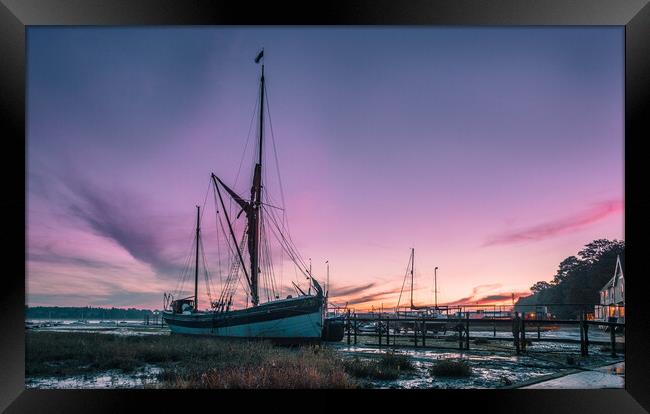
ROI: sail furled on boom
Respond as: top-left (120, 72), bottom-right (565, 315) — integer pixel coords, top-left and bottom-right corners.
top-left (213, 174), bottom-right (250, 215)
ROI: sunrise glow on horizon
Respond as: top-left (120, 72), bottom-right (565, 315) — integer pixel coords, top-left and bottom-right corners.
top-left (26, 27), bottom-right (624, 311)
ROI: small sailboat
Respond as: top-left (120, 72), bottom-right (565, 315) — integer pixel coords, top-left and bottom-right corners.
top-left (162, 50), bottom-right (324, 342)
top-left (394, 249), bottom-right (447, 333)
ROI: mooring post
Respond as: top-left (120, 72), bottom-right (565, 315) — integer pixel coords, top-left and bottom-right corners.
top-left (347, 309), bottom-right (351, 345)
top-left (579, 313), bottom-right (586, 357)
top-left (386, 315), bottom-right (390, 347)
top-left (537, 321), bottom-right (541, 340)
top-left (413, 320), bottom-right (418, 347)
top-left (513, 313), bottom-right (520, 355)
top-left (458, 322), bottom-right (464, 350)
top-left (378, 315), bottom-right (383, 347)
top-left (610, 323), bottom-right (617, 357)
top-left (465, 312), bottom-right (470, 350)
top-left (520, 315), bottom-right (526, 352)
top-left (583, 313), bottom-right (589, 356)
top-left (422, 316), bottom-right (426, 347)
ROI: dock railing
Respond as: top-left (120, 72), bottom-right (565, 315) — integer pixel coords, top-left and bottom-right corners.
top-left (341, 304), bottom-right (624, 357)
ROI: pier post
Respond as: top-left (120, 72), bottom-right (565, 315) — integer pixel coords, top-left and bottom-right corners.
top-left (583, 314), bottom-right (589, 356)
top-left (378, 315), bottom-right (383, 347)
top-left (354, 316), bottom-right (358, 345)
top-left (347, 309), bottom-right (351, 345)
top-left (465, 313), bottom-right (470, 350)
top-left (610, 323), bottom-right (617, 357)
top-left (386, 316), bottom-right (390, 347)
top-left (422, 316), bottom-right (426, 347)
top-left (513, 313), bottom-right (521, 355)
top-left (413, 320), bottom-right (418, 347)
top-left (579, 313), bottom-right (586, 357)
top-left (520, 316), bottom-right (526, 352)
top-left (458, 322), bottom-right (463, 350)
top-left (537, 322), bottom-right (541, 340)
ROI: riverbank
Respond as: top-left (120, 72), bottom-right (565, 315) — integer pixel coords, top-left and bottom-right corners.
top-left (25, 331), bottom-right (624, 389)
top-left (26, 331), bottom-right (354, 388)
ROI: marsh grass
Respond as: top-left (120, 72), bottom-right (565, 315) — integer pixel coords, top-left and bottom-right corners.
top-left (26, 332), bottom-right (355, 388)
top-left (429, 359), bottom-right (472, 377)
top-left (343, 351), bottom-right (415, 381)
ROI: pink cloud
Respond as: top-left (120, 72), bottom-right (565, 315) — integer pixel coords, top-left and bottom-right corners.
top-left (483, 199), bottom-right (623, 247)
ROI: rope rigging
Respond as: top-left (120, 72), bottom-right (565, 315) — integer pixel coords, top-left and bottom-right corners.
top-left (169, 64), bottom-right (321, 311)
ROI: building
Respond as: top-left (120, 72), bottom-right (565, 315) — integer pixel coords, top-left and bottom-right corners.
top-left (594, 255), bottom-right (624, 323)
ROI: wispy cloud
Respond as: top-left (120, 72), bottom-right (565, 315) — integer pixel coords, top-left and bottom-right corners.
top-left (442, 290), bottom-right (530, 306)
top-left (61, 178), bottom-right (186, 279)
top-left (483, 199), bottom-right (623, 247)
top-left (344, 289), bottom-right (402, 306)
top-left (329, 282), bottom-right (376, 298)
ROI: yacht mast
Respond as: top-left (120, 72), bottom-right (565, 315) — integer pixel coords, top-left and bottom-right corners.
top-left (249, 49), bottom-right (265, 306)
top-left (194, 205), bottom-right (200, 311)
top-left (410, 248), bottom-right (415, 310)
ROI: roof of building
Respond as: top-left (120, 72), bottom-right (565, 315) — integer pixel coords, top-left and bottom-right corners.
top-left (600, 255), bottom-right (624, 292)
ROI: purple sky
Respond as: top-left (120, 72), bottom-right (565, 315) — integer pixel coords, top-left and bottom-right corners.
top-left (26, 27), bottom-right (624, 310)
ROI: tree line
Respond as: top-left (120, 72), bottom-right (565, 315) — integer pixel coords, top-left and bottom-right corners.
top-left (25, 306), bottom-right (158, 320)
top-left (515, 239), bottom-right (624, 319)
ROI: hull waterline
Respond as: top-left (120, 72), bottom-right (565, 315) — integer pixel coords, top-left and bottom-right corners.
top-left (162, 296), bottom-right (324, 341)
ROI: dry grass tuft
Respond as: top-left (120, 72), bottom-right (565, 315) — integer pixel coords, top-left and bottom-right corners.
top-left (26, 331), bottom-right (355, 388)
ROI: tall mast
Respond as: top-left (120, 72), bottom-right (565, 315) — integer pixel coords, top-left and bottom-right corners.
top-left (194, 205), bottom-right (200, 311)
top-left (249, 49), bottom-right (265, 306)
top-left (324, 260), bottom-right (329, 310)
top-left (410, 248), bottom-right (415, 310)
top-left (434, 266), bottom-right (438, 310)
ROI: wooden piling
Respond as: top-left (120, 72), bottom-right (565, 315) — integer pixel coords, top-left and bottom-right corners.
top-left (413, 320), bottom-right (418, 347)
top-left (537, 322), bottom-right (541, 340)
top-left (465, 313), bottom-right (470, 350)
top-left (520, 316), bottom-right (526, 352)
top-left (579, 313), bottom-right (585, 357)
top-left (583, 315), bottom-right (589, 356)
top-left (610, 324), bottom-right (617, 357)
top-left (386, 316), bottom-right (390, 347)
top-left (347, 309), bottom-right (351, 345)
top-left (354, 316), bottom-right (358, 345)
top-left (512, 313), bottom-right (519, 355)
top-left (422, 316), bottom-right (426, 347)
top-left (458, 323), bottom-right (464, 350)
top-left (378, 316), bottom-right (382, 347)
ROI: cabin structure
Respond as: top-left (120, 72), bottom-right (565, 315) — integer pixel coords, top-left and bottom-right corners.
top-left (594, 255), bottom-right (624, 323)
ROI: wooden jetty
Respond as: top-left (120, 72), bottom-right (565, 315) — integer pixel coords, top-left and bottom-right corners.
top-left (341, 311), bottom-right (624, 357)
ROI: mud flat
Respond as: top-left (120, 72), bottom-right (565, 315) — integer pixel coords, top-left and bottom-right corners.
top-left (25, 330), bottom-right (624, 389)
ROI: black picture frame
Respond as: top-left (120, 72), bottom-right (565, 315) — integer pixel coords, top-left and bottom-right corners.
top-left (1, 0), bottom-right (648, 412)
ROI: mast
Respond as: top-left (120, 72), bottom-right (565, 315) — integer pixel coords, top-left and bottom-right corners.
top-left (194, 205), bottom-right (200, 311)
top-left (249, 49), bottom-right (265, 306)
top-left (325, 260), bottom-right (329, 311)
top-left (308, 258), bottom-right (312, 295)
top-left (433, 266), bottom-right (438, 310)
top-left (434, 266), bottom-right (438, 310)
top-left (410, 248), bottom-right (415, 310)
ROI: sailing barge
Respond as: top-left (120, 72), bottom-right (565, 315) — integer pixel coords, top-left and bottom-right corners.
top-left (162, 50), bottom-right (325, 342)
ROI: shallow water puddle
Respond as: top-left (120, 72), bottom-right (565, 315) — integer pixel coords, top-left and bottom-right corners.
top-left (26, 364), bottom-right (163, 389)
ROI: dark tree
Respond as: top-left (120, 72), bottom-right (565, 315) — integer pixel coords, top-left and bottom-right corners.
top-left (530, 281), bottom-right (553, 294)
top-left (516, 239), bottom-right (624, 319)
top-left (552, 256), bottom-right (581, 285)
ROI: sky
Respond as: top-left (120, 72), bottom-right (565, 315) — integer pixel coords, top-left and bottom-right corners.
top-left (26, 27), bottom-right (624, 311)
